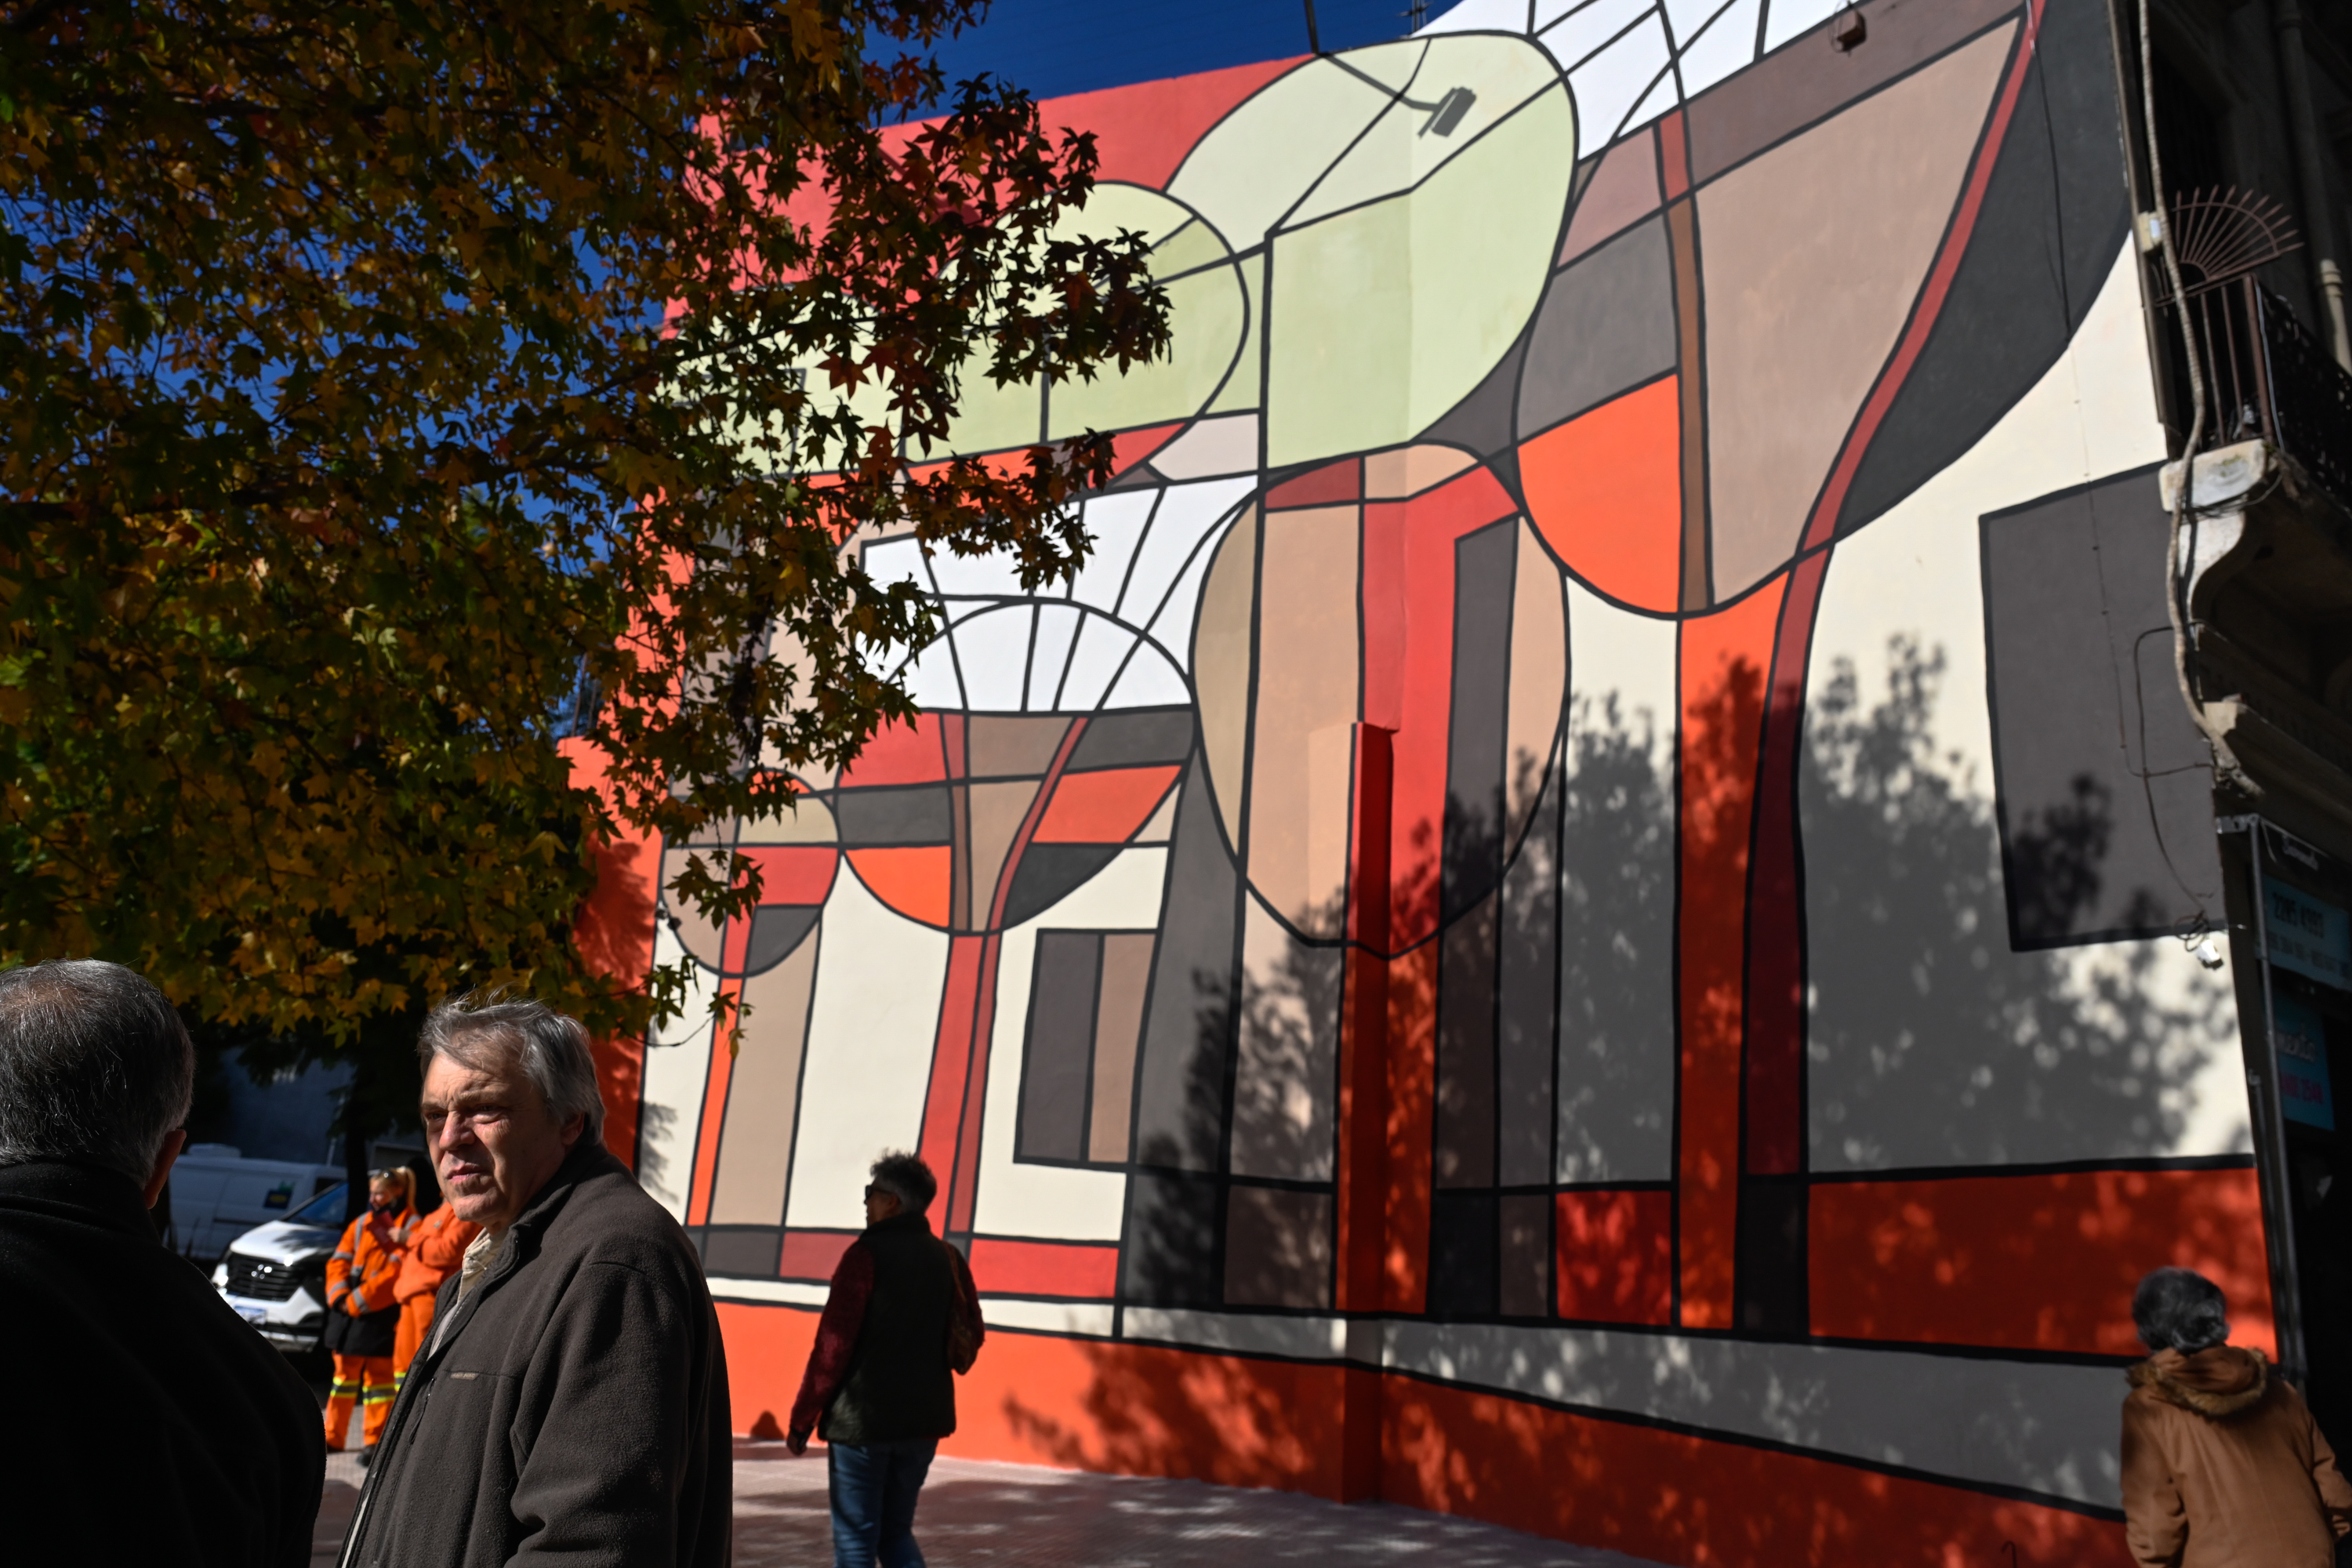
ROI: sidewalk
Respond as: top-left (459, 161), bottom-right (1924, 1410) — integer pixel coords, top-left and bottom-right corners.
top-left (315, 1438), bottom-right (1671, 1566)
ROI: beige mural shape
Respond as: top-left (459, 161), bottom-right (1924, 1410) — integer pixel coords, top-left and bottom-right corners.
top-left (705, 928), bottom-right (821, 1225)
top-left (1697, 24), bottom-right (2016, 600)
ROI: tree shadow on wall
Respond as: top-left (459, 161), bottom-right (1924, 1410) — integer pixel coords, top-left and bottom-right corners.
top-left (1803, 637), bottom-right (2236, 1170)
top-left (1554, 695), bottom-right (1677, 1183)
top-left (995, 637), bottom-right (2214, 1563)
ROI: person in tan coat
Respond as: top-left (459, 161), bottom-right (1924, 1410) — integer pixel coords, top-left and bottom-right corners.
top-left (2122, 1266), bottom-right (2352, 1567)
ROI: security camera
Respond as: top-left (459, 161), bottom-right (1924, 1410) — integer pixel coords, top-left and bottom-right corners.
top-left (2191, 937), bottom-right (2225, 971)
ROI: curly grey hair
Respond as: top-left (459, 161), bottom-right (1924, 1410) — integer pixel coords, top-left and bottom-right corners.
top-left (2132, 1266), bottom-right (2231, 1354)
top-left (417, 992), bottom-right (605, 1142)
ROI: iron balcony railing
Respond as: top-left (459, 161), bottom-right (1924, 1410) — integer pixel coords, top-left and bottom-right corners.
top-left (2178, 274), bottom-right (2352, 513)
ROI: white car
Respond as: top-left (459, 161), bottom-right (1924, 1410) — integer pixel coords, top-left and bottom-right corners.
top-left (211, 1181), bottom-right (349, 1356)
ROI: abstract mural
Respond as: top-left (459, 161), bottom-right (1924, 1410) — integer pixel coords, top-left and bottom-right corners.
top-left (588, 1), bottom-right (2274, 1560)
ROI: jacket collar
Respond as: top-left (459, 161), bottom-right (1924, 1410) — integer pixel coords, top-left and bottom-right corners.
top-left (0, 1158), bottom-right (158, 1241)
top-left (416, 1139), bottom-right (622, 1339)
top-left (502, 1138), bottom-right (624, 1248)
top-left (870, 1210), bottom-right (935, 1240)
top-left (2128, 1345), bottom-right (2271, 1417)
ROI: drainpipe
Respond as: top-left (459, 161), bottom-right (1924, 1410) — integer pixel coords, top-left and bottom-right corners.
top-left (2271, 0), bottom-right (2352, 368)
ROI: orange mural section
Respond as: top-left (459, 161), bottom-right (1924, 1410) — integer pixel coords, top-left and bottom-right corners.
top-left (1382, 1377), bottom-right (2134, 1568)
top-left (1675, 575), bottom-right (1787, 1327)
top-left (1033, 765), bottom-right (1181, 843)
top-left (561, 738), bottom-right (660, 1168)
top-left (846, 846), bottom-right (953, 927)
top-left (1808, 1165), bottom-right (2277, 1356)
top-left (1519, 376), bottom-right (1682, 612)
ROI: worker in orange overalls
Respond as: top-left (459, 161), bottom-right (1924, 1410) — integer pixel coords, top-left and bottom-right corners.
top-left (391, 1189), bottom-right (480, 1389)
top-left (322, 1167), bottom-right (414, 1462)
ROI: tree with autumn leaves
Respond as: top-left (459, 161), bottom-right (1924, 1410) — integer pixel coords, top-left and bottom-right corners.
top-left (0, 0), bottom-right (1170, 1172)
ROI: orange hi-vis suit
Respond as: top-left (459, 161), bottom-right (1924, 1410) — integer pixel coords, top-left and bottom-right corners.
top-left (322, 1203), bottom-right (410, 1450)
top-left (391, 1202), bottom-right (481, 1387)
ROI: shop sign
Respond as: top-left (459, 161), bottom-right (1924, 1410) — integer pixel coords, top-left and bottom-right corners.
top-left (2271, 993), bottom-right (2336, 1131)
top-left (2263, 877), bottom-right (2352, 989)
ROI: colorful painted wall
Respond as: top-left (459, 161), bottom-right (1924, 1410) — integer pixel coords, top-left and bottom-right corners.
top-left (588, 0), bottom-right (2277, 1559)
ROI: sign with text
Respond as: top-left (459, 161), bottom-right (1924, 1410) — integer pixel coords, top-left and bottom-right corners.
top-left (2264, 877), bottom-right (2352, 989)
top-left (2272, 993), bottom-right (2337, 1131)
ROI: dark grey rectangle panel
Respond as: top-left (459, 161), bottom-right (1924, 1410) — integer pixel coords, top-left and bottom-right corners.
top-left (833, 784), bottom-right (954, 846)
top-left (1980, 467), bottom-right (2222, 945)
top-left (1132, 765), bottom-right (1238, 1171)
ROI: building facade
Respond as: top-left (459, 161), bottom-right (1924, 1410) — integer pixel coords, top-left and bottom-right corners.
top-left (578, 0), bottom-right (2352, 1559)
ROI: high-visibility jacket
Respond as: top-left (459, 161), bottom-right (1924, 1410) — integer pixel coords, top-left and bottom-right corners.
top-left (393, 1203), bottom-right (480, 1305)
top-left (325, 1205), bottom-right (411, 1318)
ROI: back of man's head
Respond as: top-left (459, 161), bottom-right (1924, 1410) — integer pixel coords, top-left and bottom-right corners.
top-left (0, 960), bottom-right (194, 1185)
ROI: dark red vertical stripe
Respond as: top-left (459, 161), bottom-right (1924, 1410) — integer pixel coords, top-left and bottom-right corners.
top-left (1338, 724), bottom-right (1393, 1316)
top-left (1741, 552), bottom-right (1828, 1174)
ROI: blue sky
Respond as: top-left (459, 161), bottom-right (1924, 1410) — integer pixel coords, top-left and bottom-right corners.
top-left (922, 0), bottom-right (1454, 102)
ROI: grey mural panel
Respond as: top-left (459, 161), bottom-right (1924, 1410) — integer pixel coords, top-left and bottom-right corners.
top-left (1018, 931), bottom-right (1100, 1163)
top-left (1229, 902), bottom-right (1341, 1181)
top-left (1515, 218), bottom-right (1677, 440)
top-left (1131, 764), bottom-right (1239, 1171)
top-left (1498, 761), bottom-right (1562, 1187)
top-left (1981, 469), bottom-right (2223, 945)
top-left (1555, 699), bottom-right (1675, 1182)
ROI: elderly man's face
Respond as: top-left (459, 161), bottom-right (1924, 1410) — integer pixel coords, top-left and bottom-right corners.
top-left (420, 1050), bottom-right (583, 1232)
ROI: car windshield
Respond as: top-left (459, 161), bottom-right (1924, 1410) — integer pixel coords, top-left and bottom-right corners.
top-left (288, 1183), bottom-right (347, 1227)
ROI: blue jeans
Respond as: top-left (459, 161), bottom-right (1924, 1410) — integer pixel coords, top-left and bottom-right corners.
top-left (827, 1438), bottom-right (937, 1568)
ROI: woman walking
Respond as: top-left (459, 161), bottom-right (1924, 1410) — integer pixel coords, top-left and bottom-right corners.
top-left (2122, 1266), bottom-right (2352, 1566)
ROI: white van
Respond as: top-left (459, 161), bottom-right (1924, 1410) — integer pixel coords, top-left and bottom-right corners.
top-left (165, 1144), bottom-right (343, 1264)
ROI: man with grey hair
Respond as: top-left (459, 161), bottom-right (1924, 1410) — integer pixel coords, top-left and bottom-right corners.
top-left (337, 991), bottom-right (731, 1568)
top-left (0, 959), bottom-right (323, 1566)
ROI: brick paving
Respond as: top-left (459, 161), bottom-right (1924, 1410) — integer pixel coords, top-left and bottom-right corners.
top-left (314, 1426), bottom-right (1668, 1567)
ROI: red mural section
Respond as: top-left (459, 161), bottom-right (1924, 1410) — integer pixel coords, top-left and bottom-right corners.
top-left (1675, 578), bottom-right (1784, 1327)
top-left (1555, 1190), bottom-right (1673, 1324)
top-left (1809, 1167), bottom-right (2277, 1356)
top-left (717, 1301), bottom-right (2138, 1566)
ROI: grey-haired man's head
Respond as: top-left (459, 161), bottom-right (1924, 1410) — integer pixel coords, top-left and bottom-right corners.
top-left (0, 960), bottom-right (194, 1192)
top-left (416, 992), bottom-right (604, 1232)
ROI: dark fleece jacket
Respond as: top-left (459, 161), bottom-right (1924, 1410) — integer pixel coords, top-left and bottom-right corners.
top-left (0, 1160), bottom-right (325, 1567)
top-left (336, 1141), bottom-right (731, 1568)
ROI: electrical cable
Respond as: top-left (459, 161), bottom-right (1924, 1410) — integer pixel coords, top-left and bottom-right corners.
top-left (2142, 0), bottom-right (2225, 786)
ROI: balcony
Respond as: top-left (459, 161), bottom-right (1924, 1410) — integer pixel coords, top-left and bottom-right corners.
top-left (2176, 273), bottom-right (2352, 515)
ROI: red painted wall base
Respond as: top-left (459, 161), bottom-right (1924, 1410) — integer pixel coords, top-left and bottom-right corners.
top-left (714, 1302), bottom-right (2129, 1567)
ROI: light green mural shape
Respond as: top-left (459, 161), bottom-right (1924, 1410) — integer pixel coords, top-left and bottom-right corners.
top-left (1043, 187), bottom-right (1250, 443)
top-left (821, 34), bottom-right (1570, 470)
top-left (1167, 33), bottom-right (1576, 469)
top-left (868, 182), bottom-right (1250, 457)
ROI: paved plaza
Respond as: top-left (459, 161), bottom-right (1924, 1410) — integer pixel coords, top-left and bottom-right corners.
top-left (313, 1429), bottom-right (1670, 1566)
